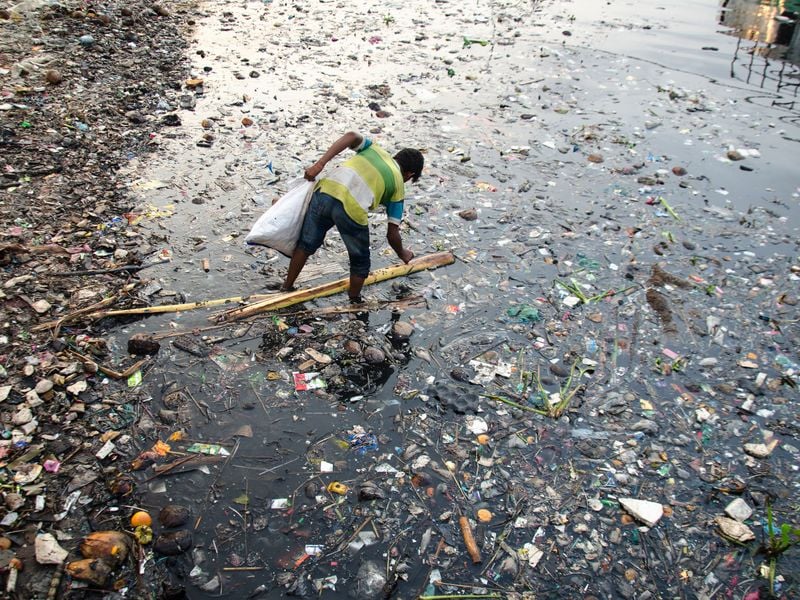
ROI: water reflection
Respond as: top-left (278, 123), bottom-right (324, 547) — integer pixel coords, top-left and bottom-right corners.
top-left (719, 0), bottom-right (800, 105)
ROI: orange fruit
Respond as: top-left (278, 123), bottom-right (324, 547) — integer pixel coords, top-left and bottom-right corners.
top-left (130, 511), bottom-right (152, 528)
top-left (476, 509), bottom-right (492, 522)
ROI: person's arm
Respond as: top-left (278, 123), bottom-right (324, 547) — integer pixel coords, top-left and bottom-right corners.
top-left (304, 131), bottom-right (364, 181)
top-left (387, 223), bottom-right (413, 263)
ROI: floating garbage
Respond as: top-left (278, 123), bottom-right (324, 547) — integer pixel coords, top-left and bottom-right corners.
top-left (1, 0), bottom-right (798, 598)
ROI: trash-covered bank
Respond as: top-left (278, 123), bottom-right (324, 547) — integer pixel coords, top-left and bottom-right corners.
top-left (1, 0), bottom-right (799, 598)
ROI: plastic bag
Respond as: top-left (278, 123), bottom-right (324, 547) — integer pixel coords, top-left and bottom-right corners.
top-left (245, 178), bottom-right (314, 257)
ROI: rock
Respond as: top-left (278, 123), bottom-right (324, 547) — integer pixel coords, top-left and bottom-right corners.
top-left (35, 533), bottom-right (69, 565)
top-left (66, 380), bottom-right (88, 395)
top-left (457, 208), bottom-right (478, 221)
top-left (128, 334), bottom-right (161, 356)
top-left (619, 498), bottom-right (663, 526)
top-left (125, 110), bottom-right (146, 123)
top-left (357, 482), bottom-right (386, 501)
top-left (12, 407), bottom-right (33, 426)
top-left (450, 367), bottom-right (472, 382)
top-left (363, 347), bottom-right (386, 364)
top-left (743, 440), bottom-right (778, 458)
top-left (629, 419), bottom-right (659, 435)
top-left (726, 149), bottom-right (745, 161)
top-left (716, 516), bottom-right (755, 542)
top-left (35, 379), bottom-right (53, 395)
top-left (428, 381), bottom-right (480, 414)
top-left (45, 69), bottom-right (63, 85)
top-left (671, 166), bottom-right (687, 176)
top-left (5, 493), bottom-right (24, 510)
top-left (587, 153), bottom-right (604, 163)
top-left (153, 530), bottom-right (192, 555)
top-left (391, 321), bottom-right (414, 342)
top-left (158, 505), bottom-right (191, 528)
top-left (25, 390), bottom-right (42, 406)
top-left (344, 340), bottom-right (362, 355)
top-left (724, 498), bottom-right (753, 522)
top-left (32, 299), bottom-right (51, 314)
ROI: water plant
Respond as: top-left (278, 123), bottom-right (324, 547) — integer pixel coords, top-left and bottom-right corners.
top-left (761, 501), bottom-right (800, 595)
top-left (486, 359), bottom-right (592, 418)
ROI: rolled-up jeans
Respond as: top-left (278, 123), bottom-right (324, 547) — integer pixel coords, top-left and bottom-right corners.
top-left (296, 191), bottom-right (371, 278)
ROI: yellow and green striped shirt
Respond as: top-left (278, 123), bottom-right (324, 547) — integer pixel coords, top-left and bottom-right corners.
top-left (316, 139), bottom-right (405, 226)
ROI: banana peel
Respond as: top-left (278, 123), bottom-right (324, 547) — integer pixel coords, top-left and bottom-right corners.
top-left (79, 531), bottom-right (131, 567)
top-left (65, 557), bottom-right (115, 586)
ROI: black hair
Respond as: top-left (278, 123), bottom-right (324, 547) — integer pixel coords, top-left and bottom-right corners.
top-left (394, 148), bottom-right (424, 183)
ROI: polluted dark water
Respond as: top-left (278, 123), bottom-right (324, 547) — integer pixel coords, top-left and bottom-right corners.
top-left (108, 0), bottom-right (800, 599)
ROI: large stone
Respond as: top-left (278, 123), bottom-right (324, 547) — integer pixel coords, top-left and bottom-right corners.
top-left (153, 530), bottom-right (192, 555)
top-left (724, 498), bottom-right (753, 522)
top-left (716, 516), bottom-right (755, 542)
top-left (743, 440), bottom-right (778, 458)
top-left (35, 379), bottom-right (53, 395)
top-left (128, 334), bottom-right (161, 356)
top-left (391, 321), bottom-right (414, 342)
top-left (619, 498), bottom-right (663, 527)
top-left (35, 533), bottom-right (69, 565)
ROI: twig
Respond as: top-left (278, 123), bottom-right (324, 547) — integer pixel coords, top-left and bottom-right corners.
top-left (185, 387), bottom-right (211, 421)
top-left (64, 348), bottom-right (148, 380)
top-left (48, 259), bottom-right (170, 277)
top-left (419, 595), bottom-right (501, 599)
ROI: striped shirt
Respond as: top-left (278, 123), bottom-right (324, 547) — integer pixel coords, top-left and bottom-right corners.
top-left (316, 138), bottom-right (405, 226)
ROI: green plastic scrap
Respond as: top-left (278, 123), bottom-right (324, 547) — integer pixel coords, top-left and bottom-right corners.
top-left (187, 443), bottom-right (231, 456)
top-left (463, 37), bottom-right (490, 48)
top-left (507, 305), bottom-right (541, 323)
top-left (576, 253), bottom-right (600, 271)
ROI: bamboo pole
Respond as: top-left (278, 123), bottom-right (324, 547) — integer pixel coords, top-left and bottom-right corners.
top-left (86, 293), bottom-right (276, 319)
top-left (211, 251), bottom-right (455, 323)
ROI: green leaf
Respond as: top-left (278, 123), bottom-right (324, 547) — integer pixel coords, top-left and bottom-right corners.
top-left (234, 493), bottom-right (249, 505)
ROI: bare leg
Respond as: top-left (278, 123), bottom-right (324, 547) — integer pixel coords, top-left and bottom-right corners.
top-left (348, 274), bottom-right (366, 301)
top-left (283, 248), bottom-right (310, 290)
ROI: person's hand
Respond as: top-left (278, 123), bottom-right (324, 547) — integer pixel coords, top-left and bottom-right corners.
top-left (399, 249), bottom-right (414, 264)
top-left (304, 162), bottom-right (323, 181)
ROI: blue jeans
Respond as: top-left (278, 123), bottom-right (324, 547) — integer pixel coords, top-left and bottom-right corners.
top-left (297, 191), bottom-right (371, 278)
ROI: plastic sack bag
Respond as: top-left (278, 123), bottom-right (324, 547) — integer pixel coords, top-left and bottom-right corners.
top-left (245, 178), bottom-right (314, 257)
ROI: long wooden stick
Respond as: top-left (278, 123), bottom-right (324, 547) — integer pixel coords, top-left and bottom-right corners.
top-left (459, 515), bottom-right (482, 564)
top-left (212, 251), bottom-right (455, 323)
top-left (86, 293), bottom-right (276, 319)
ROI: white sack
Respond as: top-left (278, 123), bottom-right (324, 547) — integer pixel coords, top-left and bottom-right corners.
top-left (245, 178), bottom-right (314, 257)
